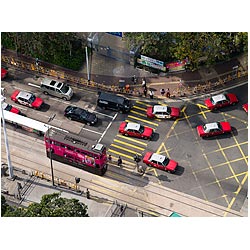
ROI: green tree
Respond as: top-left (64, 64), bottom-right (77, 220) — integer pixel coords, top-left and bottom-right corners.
top-left (1, 32), bottom-right (87, 70)
top-left (3, 193), bottom-right (89, 217)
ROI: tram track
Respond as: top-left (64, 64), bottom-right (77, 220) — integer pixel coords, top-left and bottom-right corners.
top-left (1, 140), bottom-right (243, 217)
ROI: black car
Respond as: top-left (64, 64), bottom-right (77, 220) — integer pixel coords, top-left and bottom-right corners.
top-left (64, 106), bottom-right (98, 125)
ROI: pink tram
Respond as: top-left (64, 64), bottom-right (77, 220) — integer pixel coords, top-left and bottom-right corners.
top-left (44, 128), bottom-right (108, 176)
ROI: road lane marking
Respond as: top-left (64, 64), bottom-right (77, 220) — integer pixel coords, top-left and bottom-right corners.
top-left (127, 115), bottom-right (159, 126)
top-left (113, 139), bottom-right (145, 151)
top-left (135, 101), bottom-right (151, 107)
top-left (132, 106), bottom-right (147, 111)
top-left (107, 149), bottom-right (134, 160)
top-left (116, 135), bottom-right (148, 146)
top-left (81, 127), bottom-right (102, 135)
top-left (98, 113), bottom-right (118, 143)
top-left (110, 144), bottom-right (142, 156)
top-left (28, 83), bottom-right (40, 88)
top-left (125, 120), bottom-right (156, 131)
top-left (223, 172), bottom-right (248, 217)
top-left (92, 110), bottom-right (114, 119)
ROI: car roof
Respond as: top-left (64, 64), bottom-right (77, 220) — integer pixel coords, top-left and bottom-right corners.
top-left (205, 122), bottom-right (219, 130)
top-left (17, 91), bottom-right (32, 100)
top-left (73, 107), bottom-right (87, 115)
top-left (42, 78), bottom-right (63, 88)
top-left (150, 153), bottom-right (166, 163)
top-left (126, 122), bottom-right (140, 130)
top-left (153, 105), bottom-right (168, 112)
top-left (2, 102), bottom-right (8, 109)
top-left (211, 94), bottom-right (226, 103)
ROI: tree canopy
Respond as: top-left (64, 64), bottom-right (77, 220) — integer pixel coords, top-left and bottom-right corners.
top-left (124, 32), bottom-right (248, 70)
top-left (1, 32), bottom-right (87, 70)
top-left (2, 193), bottom-right (89, 217)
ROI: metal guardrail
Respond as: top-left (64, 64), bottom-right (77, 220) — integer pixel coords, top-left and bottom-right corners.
top-left (1, 50), bottom-right (248, 98)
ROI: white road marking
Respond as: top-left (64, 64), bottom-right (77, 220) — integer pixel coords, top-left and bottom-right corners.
top-left (81, 127), bottom-right (102, 135)
top-left (92, 110), bottom-right (114, 119)
top-left (28, 83), bottom-right (40, 88)
top-left (98, 112), bottom-right (118, 143)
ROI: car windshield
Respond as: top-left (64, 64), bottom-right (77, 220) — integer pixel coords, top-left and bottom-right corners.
top-left (162, 157), bottom-right (170, 166)
top-left (210, 97), bottom-right (215, 105)
top-left (28, 94), bottom-right (36, 103)
top-left (4, 104), bottom-right (12, 111)
top-left (61, 84), bottom-right (69, 94)
top-left (79, 109), bottom-right (88, 118)
top-left (138, 125), bottom-right (145, 133)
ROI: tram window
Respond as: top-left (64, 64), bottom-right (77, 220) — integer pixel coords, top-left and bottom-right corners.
top-left (54, 141), bottom-right (61, 146)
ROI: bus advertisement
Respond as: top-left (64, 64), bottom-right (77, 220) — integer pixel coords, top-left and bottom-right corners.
top-left (44, 128), bottom-right (108, 176)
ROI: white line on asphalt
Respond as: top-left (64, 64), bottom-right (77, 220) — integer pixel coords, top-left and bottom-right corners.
top-left (98, 112), bottom-right (118, 143)
top-left (92, 110), bottom-right (114, 119)
top-left (81, 127), bottom-right (102, 135)
top-left (28, 83), bottom-right (40, 88)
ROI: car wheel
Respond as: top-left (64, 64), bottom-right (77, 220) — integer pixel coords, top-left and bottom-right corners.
top-left (68, 117), bottom-right (72, 120)
top-left (44, 91), bottom-right (48, 95)
top-left (232, 102), bottom-right (236, 106)
top-left (62, 97), bottom-right (67, 101)
top-left (87, 122), bottom-right (91, 126)
top-left (124, 133), bottom-right (129, 136)
top-left (142, 136), bottom-right (148, 140)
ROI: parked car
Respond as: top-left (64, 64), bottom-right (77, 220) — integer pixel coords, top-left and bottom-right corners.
top-left (204, 93), bottom-right (238, 110)
top-left (10, 90), bottom-right (44, 109)
top-left (147, 105), bottom-right (180, 119)
top-left (119, 122), bottom-right (153, 140)
top-left (1, 68), bottom-right (7, 79)
top-left (2, 102), bottom-right (21, 114)
top-left (143, 152), bottom-right (178, 173)
top-left (64, 106), bottom-right (98, 125)
top-left (197, 121), bottom-right (231, 138)
top-left (242, 103), bottom-right (248, 113)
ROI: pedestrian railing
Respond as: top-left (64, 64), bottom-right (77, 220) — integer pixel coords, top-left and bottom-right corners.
top-left (2, 49), bottom-right (248, 99)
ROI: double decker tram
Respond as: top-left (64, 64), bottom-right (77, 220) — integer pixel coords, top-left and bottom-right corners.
top-left (44, 128), bottom-right (108, 176)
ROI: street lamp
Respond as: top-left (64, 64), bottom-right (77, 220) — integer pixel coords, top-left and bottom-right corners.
top-left (85, 46), bottom-right (90, 83)
top-left (45, 113), bottom-right (56, 186)
top-left (1, 95), bottom-right (14, 179)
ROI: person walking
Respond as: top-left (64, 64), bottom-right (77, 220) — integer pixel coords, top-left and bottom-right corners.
top-left (108, 154), bottom-right (112, 162)
top-left (160, 88), bottom-right (165, 96)
top-left (149, 90), bottom-right (154, 99)
top-left (86, 188), bottom-right (90, 199)
top-left (143, 86), bottom-right (148, 97)
top-left (166, 88), bottom-right (170, 98)
top-left (117, 156), bottom-right (122, 167)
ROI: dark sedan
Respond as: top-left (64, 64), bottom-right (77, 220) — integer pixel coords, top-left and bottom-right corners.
top-left (64, 106), bottom-right (98, 125)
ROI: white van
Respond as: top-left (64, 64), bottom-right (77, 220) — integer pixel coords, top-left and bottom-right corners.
top-left (41, 78), bottom-right (73, 100)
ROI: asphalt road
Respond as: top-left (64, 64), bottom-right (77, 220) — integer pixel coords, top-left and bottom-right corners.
top-left (1, 76), bottom-right (248, 213)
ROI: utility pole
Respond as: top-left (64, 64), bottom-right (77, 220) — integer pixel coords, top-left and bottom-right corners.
top-left (1, 95), bottom-right (14, 179)
top-left (85, 46), bottom-right (90, 83)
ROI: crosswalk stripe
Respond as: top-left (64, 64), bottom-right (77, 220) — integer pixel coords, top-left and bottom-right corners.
top-left (107, 149), bottom-right (134, 160)
top-left (133, 106), bottom-right (147, 111)
top-left (130, 110), bottom-right (161, 121)
top-left (110, 144), bottom-right (142, 156)
top-left (113, 139), bottom-right (145, 151)
top-left (136, 101), bottom-right (151, 107)
top-left (127, 115), bottom-right (159, 126)
top-left (116, 134), bottom-right (148, 145)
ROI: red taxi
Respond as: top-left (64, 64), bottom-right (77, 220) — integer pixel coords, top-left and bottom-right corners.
top-left (1, 68), bottom-right (7, 79)
top-left (204, 93), bottom-right (238, 110)
top-left (143, 152), bottom-right (178, 173)
top-left (11, 90), bottom-right (44, 109)
top-left (242, 103), bottom-right (248, 113)
top-left (147, 105), bottom-right (180, 119)
top-left (197, 121), bottom-right (231, 138)
top-left (119, 122), bottom-right (153, 140)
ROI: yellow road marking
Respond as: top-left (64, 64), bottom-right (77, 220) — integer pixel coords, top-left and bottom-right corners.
top-left (156, 143), bottom-right (170, 158)
top-left (106, 171), bottom-right (130, 181)
top-left (110, 144), bottom-right (142, 156)
top-left (224, 113), bottom-right (248, 124)
top-left (109, 157), bottom-right (135, 167)
top-left (196, 104), bottom-right (208, 120)
top-left (181, 106), bottom-right (187, 113)
top-left (107, 149), bottom-right (134, 160)
top-left (116, 134), bottom-right (148, 146)
top-left (204, 141), bottom-right (248, 155)
top-left (224, 172), bottom-right (248, 217)
top-left (127, 115), bottom-right (159, 126)
top-left (130, 110), bottom-right (161, 121)
top-left (135, 101), bottom-right (151, 107)
top-left (178, 110), bottom-right (211, 121)
top-left (196, 103), bottom-right (208, 109)
top-left (133, 105), bottom-right (147, 111)
top-left (113, 139), bottom-right (145, 151)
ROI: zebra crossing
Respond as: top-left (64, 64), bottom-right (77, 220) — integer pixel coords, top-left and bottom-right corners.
top-left (107, 100), bottom-right (162, 170)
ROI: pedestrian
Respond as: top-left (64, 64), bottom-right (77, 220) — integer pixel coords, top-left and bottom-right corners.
top-left (166, 88), bottom-right (170, 98)
top-left (143, 86), bottom-right (148, 97)
top-left (108, 154), bottom-right (112, 162)
top-left (160, 88), bottom-right (165, 96)
top-left (149, 90), bottom-right (154, 99)
top-left (142, 78), bottom-right (146, 88)
top-left (132, 75), bottom-right (137, 84)
top-left (117, 156), bottom-right (122, 167)
top-left (86, 188), bottom-right (90, 199)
